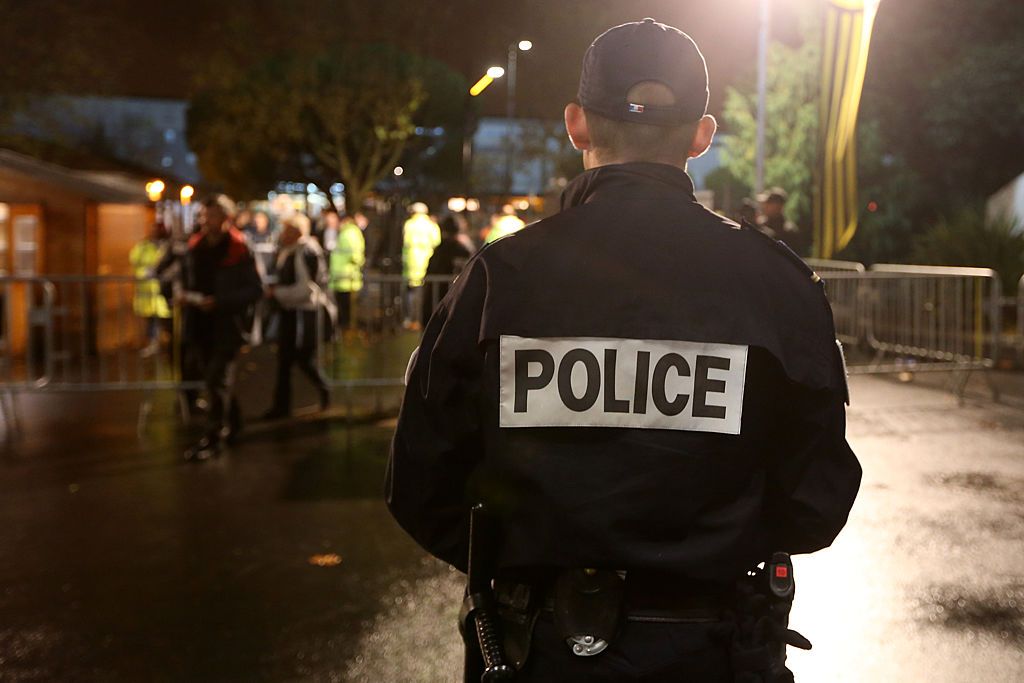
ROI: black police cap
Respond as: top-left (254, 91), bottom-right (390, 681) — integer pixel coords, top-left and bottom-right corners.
top-left (577, 18), bottom-right (709, 127)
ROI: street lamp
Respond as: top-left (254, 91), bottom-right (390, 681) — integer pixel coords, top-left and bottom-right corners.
top-left (469, 66), bottom-right (506, 96)
top-left (755, 0), bottom-right (771, 195)
top-left (145, 180), bottom-right (165, 202)
top-left (180, 185), bottom-right (195, 204)
top-left (505, 39), bottom-right (532, 194)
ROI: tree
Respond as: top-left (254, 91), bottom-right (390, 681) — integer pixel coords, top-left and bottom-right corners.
top-left (719, 0), bottom-right (1024, 264)
top-left (186, 44), bottom-right (466, 206)
top-left (720, 36), bottom-right (819, 227)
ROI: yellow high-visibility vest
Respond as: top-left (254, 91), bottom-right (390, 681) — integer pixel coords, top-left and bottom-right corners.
top-left (485, 215), bottom-right (526, 244)
top-left (403, 214), bottom-right (441, 287)
top-left (129, 240), bottom-right (170, 319)
top-left (330, 220), bottom-right (366, 292)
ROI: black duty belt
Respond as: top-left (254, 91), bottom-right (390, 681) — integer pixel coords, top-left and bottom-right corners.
top-left (499, 570), bottom-right (731, 624)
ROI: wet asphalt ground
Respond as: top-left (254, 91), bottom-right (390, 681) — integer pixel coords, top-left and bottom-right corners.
top-left (1, 357), bottom-right (1023, 681)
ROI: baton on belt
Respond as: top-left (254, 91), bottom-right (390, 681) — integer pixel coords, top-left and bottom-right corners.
top-left (460, 504), bottom-right (515, 682)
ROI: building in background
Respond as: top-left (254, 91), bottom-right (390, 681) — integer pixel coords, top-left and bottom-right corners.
top-left (469, 117), bottom-right (724, 207)
top-left (8, 96), bottom-right (201, 185)
top-left (0, 149), bottom-right (155, 354)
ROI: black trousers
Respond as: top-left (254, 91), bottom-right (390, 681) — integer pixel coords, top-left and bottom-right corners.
top-left (334, 291), bottom-right (353, 329)
top-left (195, 343), bottom-right (241, 440)
top-left (271, 310), bottom-right (328, 411)
top-left (515, 617), bottom-right (733, 682)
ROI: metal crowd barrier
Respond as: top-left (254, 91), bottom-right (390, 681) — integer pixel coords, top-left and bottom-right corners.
top-left (805, 258), bottom-right (866, 274)
top-left (1018, 274), bottom-right (1024, 365)
top-left (808, 259), bottom-right (867, 345)
top-left (819, 264), bottom-right (1003, 400)
top-left (1, 264), bottom-right (1017, 434)
top-left (0, 273), bottom-right (457, 434)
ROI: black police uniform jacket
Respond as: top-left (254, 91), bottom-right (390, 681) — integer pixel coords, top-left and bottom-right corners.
top-left (387, 162), bottom-right (861, 581)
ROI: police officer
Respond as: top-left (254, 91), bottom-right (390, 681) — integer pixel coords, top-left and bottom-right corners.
top-left (129, 221), bottom-right (171, 358)
top-left (387, 18), bottom-right (860, 682)
top-left (402, 202), bottom-right (441, 330)
top-left (757, 187), bottom-right (811, 257)
top-left (484, 203), bottom-right (527, 244)
top-left (330, 212), bottom-right (367, 332)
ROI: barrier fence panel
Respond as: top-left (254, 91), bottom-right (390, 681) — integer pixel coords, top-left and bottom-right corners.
top-left (2, 267), bottom-right (1017, 425)
top-left (0, 276), bottom-right (55, 388)
top-left (822, 266), bottom-right (1002, 380)
top-left (24, 275), bottom-right (188, 390)
top-left (1018, 274), bottom-right (1024, 364)
top-left (805, 258), bottom-right (866, 274)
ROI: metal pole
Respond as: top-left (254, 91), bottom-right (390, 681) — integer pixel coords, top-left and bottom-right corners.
top-left (505, 43), bottom-right (517, 196)
top-left (755, 0), bottom-right (771, 195)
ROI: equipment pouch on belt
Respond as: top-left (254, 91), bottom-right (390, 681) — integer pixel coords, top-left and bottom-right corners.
top-left (553, 568), bottom-right (625, 657)
top-left (730, 552), bottom-right (812, 683)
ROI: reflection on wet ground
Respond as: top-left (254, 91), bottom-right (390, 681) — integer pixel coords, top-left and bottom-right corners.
top-left (1, 374), bottom-right (1023, 681)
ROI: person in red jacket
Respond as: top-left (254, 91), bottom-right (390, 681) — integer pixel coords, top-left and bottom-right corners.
top-left (180, 194), bottom-right (263, 461)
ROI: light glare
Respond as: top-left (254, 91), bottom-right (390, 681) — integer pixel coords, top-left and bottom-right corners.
top-left (518, 40), bottom-right (533, 52)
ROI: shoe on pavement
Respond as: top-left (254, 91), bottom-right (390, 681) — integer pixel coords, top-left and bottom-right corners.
top-left (260, 408), bottom-right (290, 422)
top-left (183, 436), bottom-right (221, 462)
top-left (140, 340), bottom-right (160, 358)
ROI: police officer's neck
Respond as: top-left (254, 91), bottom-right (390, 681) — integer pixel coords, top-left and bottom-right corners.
top-left (584, 152), bottom-right (688, 173)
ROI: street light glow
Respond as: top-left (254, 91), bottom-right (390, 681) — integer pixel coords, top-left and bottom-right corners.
top-left (469, 67), bottom-right (506, 96)
top-left (180, 185), bottom-right (195, 204)
top-left (145, 179), bottom-right (165, 202)
top-left (393, 166), bottom-right (404, 176)
top-left (518, 40), bottom-right (533, 52)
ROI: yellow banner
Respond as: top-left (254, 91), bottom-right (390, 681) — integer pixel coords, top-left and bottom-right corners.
top-left (814, 0), bottom-right (880, 258)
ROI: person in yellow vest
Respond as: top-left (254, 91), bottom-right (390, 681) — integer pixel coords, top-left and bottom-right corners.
top-left (402, 202), bottom-right (440, 330)
top-left (129, 221), bottom-right (172, 357)
top-left (330, 212), bottom-right (367, 332)
top-left (483, 203), bottom-right (527, 244)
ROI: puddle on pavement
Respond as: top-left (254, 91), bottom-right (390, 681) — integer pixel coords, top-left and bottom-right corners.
top-left (932, 471), bottom-right (1024, 502)
top-left (916, 584), bottom-right (1024, 644)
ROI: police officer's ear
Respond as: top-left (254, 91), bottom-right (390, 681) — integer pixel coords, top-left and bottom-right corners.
top-left (688, 114), bottom-right (717, 160)
top-left (564, 102), bottom-right (592, 152)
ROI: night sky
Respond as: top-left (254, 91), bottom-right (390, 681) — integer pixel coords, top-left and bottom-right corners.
top-left (9, 0), bottom-right (812, 122)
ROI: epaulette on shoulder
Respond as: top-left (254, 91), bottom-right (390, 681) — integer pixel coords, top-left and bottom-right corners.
top-left (739, 219), bottom-right (821, 285)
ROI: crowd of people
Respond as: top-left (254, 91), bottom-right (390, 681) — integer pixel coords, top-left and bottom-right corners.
top-left (123, 184), bottom-right (798, 463)
top-left (127, 194), bottom-right (530, 461)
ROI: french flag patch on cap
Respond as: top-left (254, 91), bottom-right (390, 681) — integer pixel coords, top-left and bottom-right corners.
top-left (628, 103), bottom-right (645, 113)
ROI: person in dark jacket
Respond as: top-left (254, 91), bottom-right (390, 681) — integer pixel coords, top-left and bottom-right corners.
top-left (386, 18), bottom-right (860, 682)
top-left (180, 194), bottom-right (263, 461)
top-left (262, 214), bottom-right (332, 419)
top-left (758, 187), bottom-right (811, 257)
top-left (419, 213), bottom-right (471, 325)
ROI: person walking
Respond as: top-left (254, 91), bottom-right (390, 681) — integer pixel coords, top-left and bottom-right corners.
top-left (387, 18), bottom-right (860, 681)
top-left (180, 195), bottom-right (263, 461)
top-left (401, 202), bottom-right (440, 330)
top-left (129, 221), bottom-right (172, 357)
top-left (419, 214), bottom-right (470, 325)
top-left (758, 187), bottom-right (811, 257)
top-left (329, 212), bottom-right (366, 334)
top-left (262, 214), bottom-right (333, 420)
top-left (483, 203), bottom-right (527, 244)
